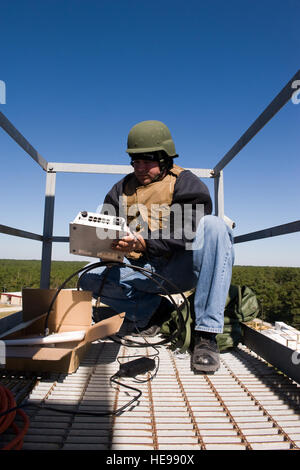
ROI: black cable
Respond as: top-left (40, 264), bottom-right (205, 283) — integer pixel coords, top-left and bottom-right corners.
top-left (0, 376), bottom-right (142, 419)
top-left (38, 259), bottom-right (190, 419)
top-left (76, 261), bottom-right (179, 345)
top-left (95, 266), bottom-right (111, 307)
top-left (0, 261), bottom-right (189, 422)
top-left (89, 261), bottom-right (188, 347)
top-left (44, 260), bottom-right (189, 348)
top-left (42, 375), bottom-right (142, 416)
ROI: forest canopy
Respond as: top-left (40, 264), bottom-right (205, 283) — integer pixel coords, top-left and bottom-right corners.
top-left (0, 260), bottom-right (299, 328)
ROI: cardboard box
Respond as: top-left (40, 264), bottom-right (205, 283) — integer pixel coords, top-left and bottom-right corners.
top-left (1, 288), bottom-right (124, 374)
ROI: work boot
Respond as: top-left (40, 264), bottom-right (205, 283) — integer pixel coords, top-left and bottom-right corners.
top-left (131, 297), bottom-right (174, 337)
top-left (191, 331), bottom-right (220, 374)
top-left (131, 324), bottom-right (161, 337)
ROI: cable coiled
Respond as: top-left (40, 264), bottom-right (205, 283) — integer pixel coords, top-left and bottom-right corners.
top-left (0, 385), bottom-right (30, 450)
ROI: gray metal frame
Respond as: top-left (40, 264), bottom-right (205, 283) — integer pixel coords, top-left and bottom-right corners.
top-left (0, 69), bottom-right (299, 288)
top-left (242, 323), bottom-right (300, 385)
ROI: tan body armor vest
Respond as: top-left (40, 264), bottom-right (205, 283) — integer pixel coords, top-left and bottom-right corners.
top-left (122, 164), bottom-right (185, 258)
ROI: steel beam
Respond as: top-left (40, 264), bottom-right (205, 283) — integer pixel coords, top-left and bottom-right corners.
top-left (40, 172), bottom-right (56, 289)
top-left (0, 224), bottom-right (43, 241)
top-left (0, 111), bottom-right (48, 170)
top-left (234, 220), bottom-right (300, 244)
top-left (214, 170), bottom-right (224, 218)
top-left (213, 70), bottom-right (300, 174)
top-left (51, 236), bottom-right (69, 243)
top-left (47, 161), bottom-right (213, 178)
top-left (47, 162), bottom-right (132, 175)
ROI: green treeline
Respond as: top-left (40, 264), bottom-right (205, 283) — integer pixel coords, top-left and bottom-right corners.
top-left (0, 260), bottom-right (300, 328)
top-left (0, 259), bottom-right (87, 292)
top-left (231, 266), bottom-right (300, 329)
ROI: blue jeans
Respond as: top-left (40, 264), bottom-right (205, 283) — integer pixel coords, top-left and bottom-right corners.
top-left (79, 215), bottom-right (235, 334)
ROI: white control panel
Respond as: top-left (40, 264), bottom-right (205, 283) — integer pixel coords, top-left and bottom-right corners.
top-left (69, 211), bottom-right (129, 261)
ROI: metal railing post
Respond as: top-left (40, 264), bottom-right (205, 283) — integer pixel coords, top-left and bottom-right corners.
top-left (214, 170), bottom-right (224, 219)
top-left (40, 171), bottom-right (56, 288)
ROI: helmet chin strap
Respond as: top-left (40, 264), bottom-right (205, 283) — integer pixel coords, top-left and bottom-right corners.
top-left (146, 157), bottom-right (173, 183)
top-left (148, 168), bottom-right (167, 184)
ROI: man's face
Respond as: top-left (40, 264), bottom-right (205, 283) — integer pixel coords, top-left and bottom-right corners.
top-left (132, 159), bottom-right (161, 185)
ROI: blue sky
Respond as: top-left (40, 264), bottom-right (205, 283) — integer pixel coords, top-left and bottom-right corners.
top-left (0, 0), bottom-right (299, 266)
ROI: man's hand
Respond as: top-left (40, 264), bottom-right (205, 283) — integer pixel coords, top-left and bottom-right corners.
top-left (111, 233), bottom-right (146, 253)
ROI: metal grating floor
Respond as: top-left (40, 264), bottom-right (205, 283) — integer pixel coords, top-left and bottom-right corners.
top-left (1, 338), bottom-right (300, 451)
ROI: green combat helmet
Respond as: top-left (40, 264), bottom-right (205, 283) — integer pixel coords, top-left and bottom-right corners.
top-left (126, 120), bottom-right (178, 158)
